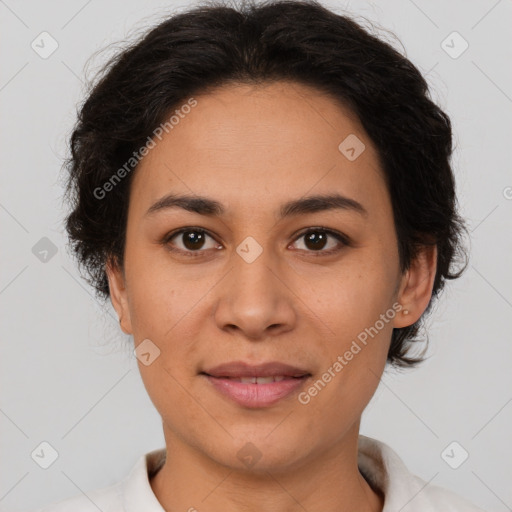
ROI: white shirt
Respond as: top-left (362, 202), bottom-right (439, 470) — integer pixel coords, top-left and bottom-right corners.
top-left (35, 435), bottom-right (486, 511)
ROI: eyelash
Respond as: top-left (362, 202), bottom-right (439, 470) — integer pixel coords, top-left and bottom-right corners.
top-left (161, 226), bottom-right (350, 258)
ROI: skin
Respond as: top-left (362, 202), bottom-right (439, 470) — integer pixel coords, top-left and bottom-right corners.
top-left (107, 80), bottom-right (437, 512)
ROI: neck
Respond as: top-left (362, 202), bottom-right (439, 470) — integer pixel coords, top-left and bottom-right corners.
top-left (150, 426), bottom-right (384, 512)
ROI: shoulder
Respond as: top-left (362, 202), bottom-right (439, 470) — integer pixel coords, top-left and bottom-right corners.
top-left (357, 435), bottom-right (487, 512)
top-left (406, 472), bottom-right (488, 511)
top-left (31, 448), bottom-right (166, 512)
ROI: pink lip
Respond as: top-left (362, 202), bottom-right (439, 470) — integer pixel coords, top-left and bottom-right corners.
top-left (203, 374), bottom-right (309, 408)
top-left (203, 360), bottom-right (310, 378)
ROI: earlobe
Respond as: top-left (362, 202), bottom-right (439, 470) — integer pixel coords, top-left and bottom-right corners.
top-left (105, 258), bottom-right (133, 335)
top-left (395, 245), bottom-right (437, 329)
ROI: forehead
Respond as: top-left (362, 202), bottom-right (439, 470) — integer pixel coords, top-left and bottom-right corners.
top-left (129, 81), bottom-right (387, 219)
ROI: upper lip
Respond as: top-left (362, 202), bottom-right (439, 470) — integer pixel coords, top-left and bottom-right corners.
top-left (202, 361), bottom-right (311, 378)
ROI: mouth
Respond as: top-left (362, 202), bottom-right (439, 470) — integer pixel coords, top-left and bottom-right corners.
top-left (202, 360), bottom-right (311, 379)
top-left (200, 361), bottom-right (312, 408)
top-left (203, 375), bottom-right (307, 383)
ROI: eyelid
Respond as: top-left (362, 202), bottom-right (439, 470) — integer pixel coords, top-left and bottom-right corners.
top-left (162, 226), bottom-right (349, 257)
top-left (292, 226), bottom-right (350, 246)
top-left (162, 227), bottom-right (220, 255)
top-left (290, 226), bottom-right (349, 256)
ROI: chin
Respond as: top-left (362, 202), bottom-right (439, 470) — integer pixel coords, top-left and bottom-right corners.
top-left (211, 429), bottom-right (312, 474)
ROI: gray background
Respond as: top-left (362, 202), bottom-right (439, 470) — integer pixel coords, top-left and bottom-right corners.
top-left (1, 0), bottom-right (511, 511)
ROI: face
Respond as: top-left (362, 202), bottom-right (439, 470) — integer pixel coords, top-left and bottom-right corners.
top-left (107, 81), bottom-right (436, 472)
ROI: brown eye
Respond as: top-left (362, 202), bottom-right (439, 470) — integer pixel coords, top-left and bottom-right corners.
top-left (304, 231), bottom-right (329, 250)
top-left (179, 230), bottom-right (207, 250)
top-left (163, 228), bottom-right (220, 257)
top-left (291, 228), bottom-right (348, 255)
top-left (162, 226), bottom-right (349, 258)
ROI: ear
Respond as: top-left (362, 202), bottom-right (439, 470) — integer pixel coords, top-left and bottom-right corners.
top-left (394, 244), bottom-right (437, 328)
top-left (105, 257), bottom-right (133, 335)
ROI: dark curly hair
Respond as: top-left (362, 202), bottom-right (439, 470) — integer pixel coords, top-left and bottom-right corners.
top-left (63, 0), bottom-right (468, 369)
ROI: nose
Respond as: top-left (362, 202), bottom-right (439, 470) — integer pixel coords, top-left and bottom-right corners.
top-left (213, 248), bottom-right (297, 341)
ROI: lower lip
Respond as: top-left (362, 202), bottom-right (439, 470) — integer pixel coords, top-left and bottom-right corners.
top-left (203, 375), bottom-right (309, 408)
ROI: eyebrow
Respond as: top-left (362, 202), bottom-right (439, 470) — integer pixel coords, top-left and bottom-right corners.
top-left (145, 192), bottom-right (368, 219)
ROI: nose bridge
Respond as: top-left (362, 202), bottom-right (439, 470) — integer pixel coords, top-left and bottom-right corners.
top-left (238, 244), bottom-right (276, 291)
top-left (213, 235), bottom-right (296, 339)
top-left (230, 235), bottom-right (281, 305)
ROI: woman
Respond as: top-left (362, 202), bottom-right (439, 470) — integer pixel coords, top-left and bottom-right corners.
top-left (37, 0), bottom-right (485, 510)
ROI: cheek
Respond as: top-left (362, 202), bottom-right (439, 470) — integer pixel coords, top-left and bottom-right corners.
top-left (304, 251), bottom-right (396, 395)
top-left (137, 357), bottom-right (203, 440)
top-left (311, 251), bottom-right (398, 332)
top-left (124, 251), bottom-right (199, 341)
top-left (300, 296), bottom-right (393, 435)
